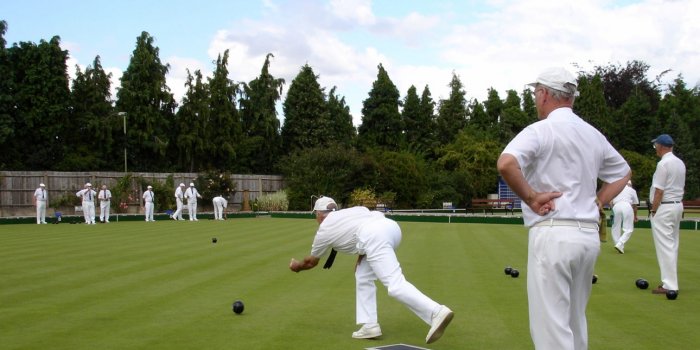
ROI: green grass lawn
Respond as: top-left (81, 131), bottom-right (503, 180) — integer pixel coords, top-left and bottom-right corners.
top-left (1, 218), bottom-right (698, 349)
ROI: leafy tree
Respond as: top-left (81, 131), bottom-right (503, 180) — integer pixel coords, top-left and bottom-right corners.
top-left (5, 36), bottom-right (70, 169)
top-left (326, 86), bottom-right (356, 147)
top-left (371, 150), bottom-right (429, 209)
top-left (435, 130), bottom-right (502, 204)
top-left (0, 20), bottom-right (14, 155)
top-left (435, 72), bottom-right (467, 145)
top-left (281, 64), bottom-right (329, 153)
top-left (521, 88), bottom-right (537, 120)
top-left (357, 63), bottom-right (403, 151)
top-left (61, 56), bottom-right (114, 170)
top-left (278, 144), bottom-right (368, 210)
top-left (498, 89), bottom-right (531, 143)
top-left (116, 31), bottom-right (176, 172)
top-left (239, 53), bottom-right (284, 173)
top-left (483, 88), bottom-right (503, 130)
top-left (403, 85), bottom-right (436, 155)
top-left (575, 73), bottom-right (612, 136)
top-left (417, 85), bottom-right (437, 155)
top-left (206, 49), bottom-right (240, 171)
top-left (173, 69), bottom-right (209, 172)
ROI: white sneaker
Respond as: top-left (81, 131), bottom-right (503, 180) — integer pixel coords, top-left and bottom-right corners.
top-left (426, 305), bottom-right (454, 344)
top-left (614, 243), bottom-right (624, 254)
top-left (352, 323), bottom-right (382, 339)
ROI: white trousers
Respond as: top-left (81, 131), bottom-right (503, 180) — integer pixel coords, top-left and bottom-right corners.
top-left (100, 201), bottom-right (110, 222)
top-left (214, 203), bottom-right (225, 220)
top-left (173, 198), bottom-right (184, 220)
top-left (651, 203), bottom-right (683, 291)
top-left (528, 225), bottom-right (600, 350)
top-left (354, 218), bottom-right (439, 325)
top-left (611, 202), bottom-right (634, 246)
top-left (188, 201), bottom-right (197, 220)
top-left (82, 202), bottom-right (95, 224)
top-left (144, 202), bottom-right (154, 221)
top-left (36, 201), bottom-right (47, 224)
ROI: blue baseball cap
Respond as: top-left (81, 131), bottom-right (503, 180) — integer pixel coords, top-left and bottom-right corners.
top-left (652, 134), bottom-right (674, 147)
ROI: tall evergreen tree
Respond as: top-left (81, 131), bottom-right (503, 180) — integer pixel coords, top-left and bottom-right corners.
top-left (62, 56), bottom-right (114, 170)
top-left (281, 64), bottom-right (329, 154)
top-left (435, 72), bottom-right (467, 145)
top-left (326, 86), bottom-right (356, 147)
top-left (401, 85), bottom-right (422, 148)
top-left (575, 74), bottom-right (612, 136)
top-left (206, 49), bottom-right (240, 171)
top-left (173, 69), bottom-right (209, 172)
top-left (417, 85), bottom-right (437, 155)
top-left (357, 63), bottom-right (403, 151)
top-left (116, 31), bottom-right (176, 172)
top-left (521, 88), bottom-right (537, 120)
top-left (238, 54), bottom-right (284, 173)
top-left (483, 88), bottom-right (503, 129)
top-left (499, 89), bottom-right (530, 143)
top-left (0, 20), bottom-right (15, 163)
top-left (5, 36), bottom-right (70, 169)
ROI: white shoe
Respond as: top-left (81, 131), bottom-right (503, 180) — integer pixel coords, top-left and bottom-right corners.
top-left (614, 243), bottom-right (624, 254)
top-left (426, 305), bottom-right (454, 344)
top-left (352, 323), bottom-right (382, 339)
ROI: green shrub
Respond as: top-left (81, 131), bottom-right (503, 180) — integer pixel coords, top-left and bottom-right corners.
top-left (348, 188), bottom-right (377, 208)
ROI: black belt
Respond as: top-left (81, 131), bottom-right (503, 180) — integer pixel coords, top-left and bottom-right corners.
top-left (660, 201), bottom-right (681, 204)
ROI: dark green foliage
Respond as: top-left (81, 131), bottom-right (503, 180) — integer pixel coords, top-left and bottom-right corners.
top-left (436, 72), bottom-right (467, 144)
top-left (115, 32), bottom-right (176, 172)
top-left (173, 69), bottom-right (209, 172)
top-left (358, 63), bottom-right (403, 151)
top-left (206, 50), bottom-right (240, 171)
top-left (238, 53), bottom-right (284, 174)
top-left (370, 150), bottom-right (429, 209)
top-left (281, 64), bottom-right (330, 153)
top-left (2, 36), bottom-right (70, 169)
top-left (278, 145), bottom-right (367, 210)
top-left (61, 56), bottom-right (115, 170)
top-left (326, 86), bottom-right (356, 147)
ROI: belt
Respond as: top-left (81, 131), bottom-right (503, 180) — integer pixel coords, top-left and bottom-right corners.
top-left (532, 219), bottom-right (598, 230)
top-left (660, 201), bottom-right (681, 204)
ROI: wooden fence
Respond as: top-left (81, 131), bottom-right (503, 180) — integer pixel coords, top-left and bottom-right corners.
top-left (0, 171), bottom-right (285, 217)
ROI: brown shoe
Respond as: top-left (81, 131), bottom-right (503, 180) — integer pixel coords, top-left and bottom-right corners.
top-left (652, 286), bottom-right (669, 294)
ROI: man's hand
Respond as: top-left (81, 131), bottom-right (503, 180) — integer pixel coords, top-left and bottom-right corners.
top-left (528, 191), bottom-right (562, 216)
top-left (289, 258), bottom-right (300, 272)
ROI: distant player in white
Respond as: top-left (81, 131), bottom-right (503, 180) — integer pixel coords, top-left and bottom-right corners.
top-left (76, 183), bottom-right (97, 224)
top-left (33, 183), bottom-right (48, 224)
top-left (143, 185), bottom-right (155, 222)
top-left (98, 184), bottom-right (112, 223)
top-left (609, 180), bottom-right (639, 253)
top-left (172, 183), bottom-right (186, 220)
top-left (213, 195), bottom-right (228, 220)
top-left (185, 183), bottom-right (202, 221)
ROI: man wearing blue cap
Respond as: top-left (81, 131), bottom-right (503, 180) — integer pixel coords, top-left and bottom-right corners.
top-left (649, 134), bottom-right (686, 296)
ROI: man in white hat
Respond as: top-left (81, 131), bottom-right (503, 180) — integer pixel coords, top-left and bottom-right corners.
top-left (98, 184), bottom-right (112, 223)
top-left (185, 182), bottom-right (202, 221)
top-left (289, 196), bottom-right (454, 344)
top-left (33, 183), bottom-right (48, 224)
top-left (212, 195), bottom-right (228, 220)
top-left (609, 180), bottom-right (639, 254)
top-left (649, 133), bottom-right (685, 296)
top-left (76, 183), bottom-right (97, 224)
top-left (498, 67), bottom-right (630, 349)
top-left (142, 185), bottom-right (156, 222)
top-left (172, 183), bottom-right (186, 220)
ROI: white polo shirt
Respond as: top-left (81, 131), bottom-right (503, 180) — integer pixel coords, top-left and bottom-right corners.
top-left (310, 206), bottom-right (385, 258)
top-left (502, 107), bottom-right (630, 227)
top-left (650, 152), bottom-right (685, 203)
top-left (34, 188), bottom-right (47, 201)
top-left (611, 185), bottom-right (639, 207)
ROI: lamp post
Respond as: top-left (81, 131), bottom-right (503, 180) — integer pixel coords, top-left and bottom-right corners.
top-left (117, 112), bottom-right (127, 173)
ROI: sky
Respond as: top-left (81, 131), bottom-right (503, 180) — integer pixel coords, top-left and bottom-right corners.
top-left (2, 0), bottom-right (698, 126)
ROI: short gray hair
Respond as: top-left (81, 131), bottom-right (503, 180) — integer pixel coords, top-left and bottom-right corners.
top-left (540, 83), bottom-right (577, 102)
